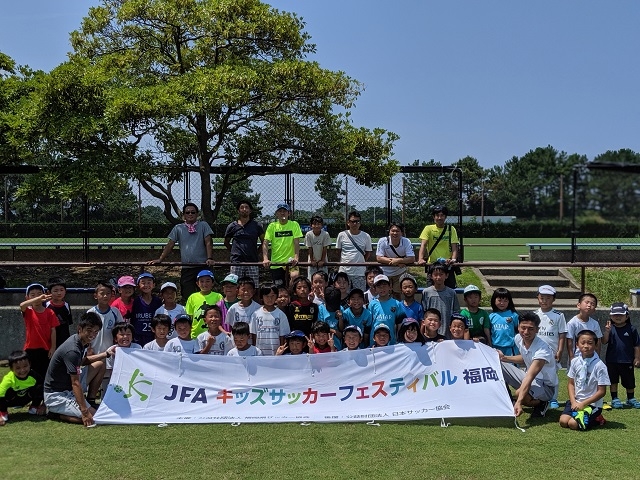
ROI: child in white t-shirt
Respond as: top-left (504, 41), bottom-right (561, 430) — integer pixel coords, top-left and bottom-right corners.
top-left (227, 322), bottom-right (262, 357)
top-left (143, 314), bottom-right (172, 351)
top-left (305, 216), bottom-right (332, 280)
top-left (250, 285), bottom-right (290, 355)
top-left (560, 329), bottom-right (610, 430)
top-left (154, 282), bottom-right (187, 339)
top-left (197, 305), bottom-right (234, 355)
top-left (534, 284), bottom-right (567, 408)
top-left (566, 293), bottom-right (602, 361)
top-left (164, 314), bottom-right (199, 354)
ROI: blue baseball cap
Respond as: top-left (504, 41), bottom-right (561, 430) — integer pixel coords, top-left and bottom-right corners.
top-left (276, 203), bottom-right (291, 212)
top-left (137, 272), bottom-right (155, 283)
top-left (174, 313), bottom-right (192, 324)
top-left (197, 270), bottom-right (214, 280)
top-left (285, 330), bottom-right (306, 339)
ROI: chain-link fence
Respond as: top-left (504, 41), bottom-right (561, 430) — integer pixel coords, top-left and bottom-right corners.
top-left (0, 166), bottom-right (462, 247)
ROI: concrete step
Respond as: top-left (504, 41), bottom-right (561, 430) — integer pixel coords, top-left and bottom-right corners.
top-left (499, 286), bottom-right (580, 300)
top-left (483, 275), bottom-right (572, 288)
top-left (479, 267), bottom-right (560, 277)
top-left (512, 298), bottom-right (578, 311)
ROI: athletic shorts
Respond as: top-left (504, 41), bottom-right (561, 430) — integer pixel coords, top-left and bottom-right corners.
top-left (606, 363), bottom-right (635, 389)
top-left (44, 391), bottom-right (91, 418)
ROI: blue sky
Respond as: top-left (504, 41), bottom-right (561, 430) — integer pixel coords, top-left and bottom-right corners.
top-left (2, 1), bottom-right (640, 169)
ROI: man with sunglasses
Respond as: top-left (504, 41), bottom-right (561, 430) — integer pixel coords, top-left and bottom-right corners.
top-left (148, 203), bottom-right (214, 300)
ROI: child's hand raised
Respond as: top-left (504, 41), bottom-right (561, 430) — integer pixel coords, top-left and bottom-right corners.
top-left (276, 344), bottom-right (288, 356)
top-left (328, 333), bottom-right (335, 348)
top-left (605, 320), bottom-right (611, 331)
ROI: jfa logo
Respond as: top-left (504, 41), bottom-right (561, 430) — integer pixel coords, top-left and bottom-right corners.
top-left (113, 368), bottom-right (152, 402)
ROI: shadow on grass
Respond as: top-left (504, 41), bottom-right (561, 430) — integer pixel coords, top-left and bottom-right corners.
top-left (3, 411), bottom-right (48, 425)
top-left (377, 417), bottom-right (517, 429)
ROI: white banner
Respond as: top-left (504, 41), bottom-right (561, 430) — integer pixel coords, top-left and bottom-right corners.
top-left (94, 341), bottom-right (514, 424)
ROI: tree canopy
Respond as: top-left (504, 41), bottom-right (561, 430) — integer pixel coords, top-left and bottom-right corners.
top-left (41, 0), bottom-right (398, 224)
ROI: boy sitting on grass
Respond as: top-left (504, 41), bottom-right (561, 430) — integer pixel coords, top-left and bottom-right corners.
top-left (560, 329), bottom-right (610, 430)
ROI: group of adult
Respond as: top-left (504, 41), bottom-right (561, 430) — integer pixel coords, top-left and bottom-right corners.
top-left (149, 201), bottom-right (460, 297)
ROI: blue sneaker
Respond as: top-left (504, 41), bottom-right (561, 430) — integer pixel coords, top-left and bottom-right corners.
top-left (549, 399), bottom-right (560, 409)
top-left (626, 398), bottom-right (640, 409)
top-left (611, 398), bottom-right (624, 409)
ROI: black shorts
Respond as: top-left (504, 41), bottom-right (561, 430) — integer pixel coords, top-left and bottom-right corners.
top-left (270, 267), bottom-right (287, 287)
top-left (606, 363), bottom-right (635, 389)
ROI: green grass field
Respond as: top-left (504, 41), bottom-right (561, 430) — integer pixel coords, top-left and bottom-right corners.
top-left (0, 236), bottom-right (557, 260)
top-left (1, 365), bottom-right (639, 480)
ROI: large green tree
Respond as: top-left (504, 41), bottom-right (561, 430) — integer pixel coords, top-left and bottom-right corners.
top-left (583, 149), bottom-right (640, 220)
top-left (397, 159), bottom-right (457, 225)
top-left (59, 0), bottom-right (398, 224)
top-left (487, 146), bottom-right (585, 219)
top-left (452, 156), bottom-right (485, 216)
top-left (315, 173), bottom-right (346, 217)
top-left (211, 173), bottom-right (261, 226)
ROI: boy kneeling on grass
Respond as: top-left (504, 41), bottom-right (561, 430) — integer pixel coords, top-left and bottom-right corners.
top-left (560, 329), bottom-right (610, 430)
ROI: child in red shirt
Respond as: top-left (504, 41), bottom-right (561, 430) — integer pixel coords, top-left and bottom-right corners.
top-left (20, 283), bottom-right (59, 379)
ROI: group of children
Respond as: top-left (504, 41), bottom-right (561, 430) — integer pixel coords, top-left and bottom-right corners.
top-left (2, 261), bottom-right (639, 431)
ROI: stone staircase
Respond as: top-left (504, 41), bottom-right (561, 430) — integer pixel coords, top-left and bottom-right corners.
top-left (476, 266), bottom-right (582, 310)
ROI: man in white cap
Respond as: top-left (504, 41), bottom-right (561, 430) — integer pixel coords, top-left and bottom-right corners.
top-left (534, 284), bottom-right (567, 409)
